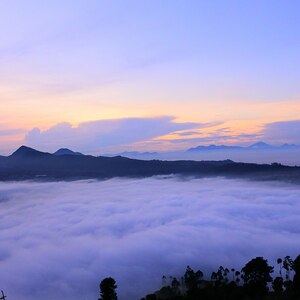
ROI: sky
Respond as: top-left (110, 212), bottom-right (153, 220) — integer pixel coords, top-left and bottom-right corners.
top-left (1, 177), bottom-right (300, 300)
top-left (1, 0), bottom-right (300, 154)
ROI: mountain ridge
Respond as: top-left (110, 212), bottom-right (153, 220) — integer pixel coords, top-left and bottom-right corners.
top-left (53, 148), bottom-right (84, 156)
top-left (10, 145), bottom-right (51, 158)
top-left (0, 145), bottom-right (299, 183)
top-left (187, 142), bottom-right (299, 152)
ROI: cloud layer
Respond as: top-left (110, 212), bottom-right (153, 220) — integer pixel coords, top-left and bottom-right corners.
top-left (1, 178), bottom-right (300, 299)
top-left (25, 116), bottom-right (204, 153)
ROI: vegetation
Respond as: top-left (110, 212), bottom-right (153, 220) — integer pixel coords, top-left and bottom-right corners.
top-left (99, 254), bottom-right (300, 300)
top-left (98, 277), bottom-right (118, 300)
top-left (2, 145), bottom-right (300, 183)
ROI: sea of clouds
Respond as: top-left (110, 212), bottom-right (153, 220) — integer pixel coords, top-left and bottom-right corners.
top-left (0, 177), bottom-right (300, 300)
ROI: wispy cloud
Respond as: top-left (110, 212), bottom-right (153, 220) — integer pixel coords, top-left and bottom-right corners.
top-left (25, 116), bottom-right (206, 153)
top-left (158, 127), bottom-right (261, 145)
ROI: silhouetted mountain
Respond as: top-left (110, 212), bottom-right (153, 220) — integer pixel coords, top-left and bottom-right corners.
top-left (187, 142), bottom-right (300, 152)
top-left (53, 148), bottom-right (84, 156)
top-left (114, 151), bottom-right (158, 157)
top-left (248, 141), bottom-right (272, 149)
top-left (187, 145), bottom-right (242, 152)
top-left (281, 143), bottom-right (299, 149)
top-left (0, 146), bottom-right (300, 182)
top-left (10, 145), bottom-right (51, 158)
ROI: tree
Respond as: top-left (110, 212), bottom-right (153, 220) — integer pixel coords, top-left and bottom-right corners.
top-left (272, 277), bottom-right (284, 294)
top-left (171, 277), bottom-right (180, 289)
top-left (184, 265), bottom-right (203, 290)
top-left (283, 256), bottom-right (293, 281)
top-left (231, 268), bottom-right (235, 281)
top-left (214, 266), bottom-right (230, 285)
top-left (277, 258), bottom-right (283, 278)
top-left (99, 277), bottom-right (118, 300)
top-left (293, 254), bottom-right (300, 293)
top-left (235, 271), bottom-right (241, 285)
top-left (171, 277), bottom-right (181, 295)
top-left (241, 257), bottom-right (273, 297)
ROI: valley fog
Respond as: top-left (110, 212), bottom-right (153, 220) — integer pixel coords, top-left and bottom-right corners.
top-left (0, 177), bottom-right (300, 300)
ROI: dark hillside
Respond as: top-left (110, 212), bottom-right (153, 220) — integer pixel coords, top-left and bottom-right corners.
top-left (0, 146), bottom-right (299, 182)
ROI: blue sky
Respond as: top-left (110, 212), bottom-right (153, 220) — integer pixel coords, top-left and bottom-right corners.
top-left (1, 1), bottom-right (300, 154)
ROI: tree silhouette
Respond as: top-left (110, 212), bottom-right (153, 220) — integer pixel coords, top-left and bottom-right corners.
top-left (235, 271), bottom-right (241, 285)
top-left (184, 265), bottom-right (203, 290)
top-left (277, 258), bottom-right (283, 278)
top-left (241, 257), bottom-right (273, 297)
top-left (293, 255), bottom-right (300, 294)
top-left (171, 277), bottom-right (180, 291)
top-left (99, 277), bottom-right (118, 300)
top-left (282, 255), bottom-right (294, 292)
top-left (272, 276), bottom-right (284, 294)
top-left (231, 268), bottom-right (235, 281)
top-left (212, 266), bottom-right (228, 287)
top-left (283, 256), bottom-right (293, 281)
top-left (100, 253), bottom-right (300, 300)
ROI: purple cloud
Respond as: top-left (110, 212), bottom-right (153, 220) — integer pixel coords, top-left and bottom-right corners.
top-left (263, 120), bottom-right (300, 144)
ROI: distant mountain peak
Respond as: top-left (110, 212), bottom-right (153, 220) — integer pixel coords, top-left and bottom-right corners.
top-left (281, 143), bottom-right (298, 149)
top-left (10, 145), bottom-right (46, 157)
top-left (248, 141), bottom-right (271, 148)
top-left (119, 151), bottom-right (158, 156)
top-left (187, 144), bottom-right (242, 152)
top-left (53, 148), bottom-right (83, 156)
